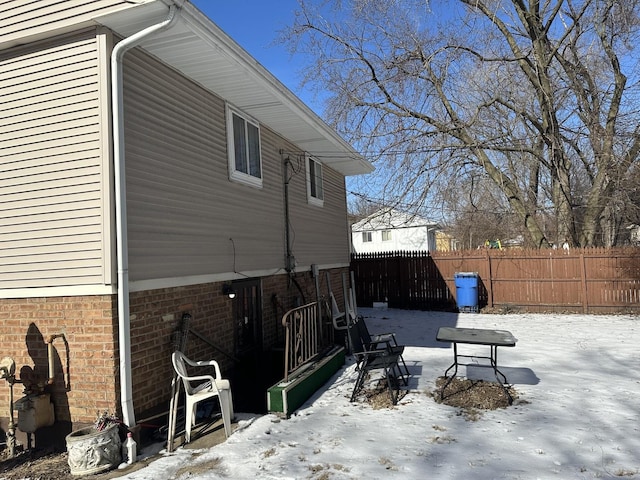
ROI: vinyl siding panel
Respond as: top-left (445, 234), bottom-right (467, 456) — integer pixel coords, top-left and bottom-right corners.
top-left (0, 0), bottom-right (135, 48)
top-left (287, 162), bottom-right (351, 267)
top-left (124, 49), bottom-right (287, 281)
top-left (0, 33), bottom-right (107, 289)
top-left (124, 48), bottom-right (351, 283)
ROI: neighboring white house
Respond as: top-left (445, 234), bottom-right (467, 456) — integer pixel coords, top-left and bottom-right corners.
top-left (351, 209), bottom-right (439, 253)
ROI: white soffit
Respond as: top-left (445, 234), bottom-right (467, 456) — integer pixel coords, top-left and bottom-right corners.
top-left (95, 1), bottom-right (374, 176)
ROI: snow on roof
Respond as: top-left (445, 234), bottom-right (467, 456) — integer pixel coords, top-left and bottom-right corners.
top-left (352, 208), bottom-right (439, 231)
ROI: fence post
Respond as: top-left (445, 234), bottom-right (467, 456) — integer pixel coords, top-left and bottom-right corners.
top-left (485, 249), bottom-right (494, 308)
top-left (580, 252), bottom-right (588, 314)
top-left (398, 251), bottom-right (406, 307)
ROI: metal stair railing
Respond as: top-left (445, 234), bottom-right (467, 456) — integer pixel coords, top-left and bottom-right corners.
top-left (282, 302), bottom-right (321, 382)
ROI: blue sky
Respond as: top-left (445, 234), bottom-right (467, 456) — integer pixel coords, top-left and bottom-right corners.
top-left (191, 0), bottom-right (314, 108)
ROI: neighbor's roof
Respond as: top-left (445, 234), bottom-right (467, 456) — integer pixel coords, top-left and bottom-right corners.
top-left (94, 0), bottom-right (373, 176)
top-left (351, 208), bottom-right (439, 231)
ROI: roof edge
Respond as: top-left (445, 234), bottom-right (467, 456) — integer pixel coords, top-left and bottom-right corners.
top-left (178, 2), bottom-right (374, 175)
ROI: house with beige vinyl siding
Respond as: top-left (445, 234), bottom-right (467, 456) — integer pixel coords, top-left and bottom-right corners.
top-left (0, 0), bottom-right (372, 449)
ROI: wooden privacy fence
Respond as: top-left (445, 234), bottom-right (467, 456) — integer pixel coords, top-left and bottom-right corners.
top-left (351, 251), bottom-right (451, 311)
top-left (351, 248), bottom-right (640, 313)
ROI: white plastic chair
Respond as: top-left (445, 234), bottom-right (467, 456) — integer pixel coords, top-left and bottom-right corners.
top-left (171, 351), bottom-right (234, 441)
top-left (329, 292), bottom-right (348, 330)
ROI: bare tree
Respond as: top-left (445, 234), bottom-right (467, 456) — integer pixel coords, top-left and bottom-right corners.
top-left (439, 172), bottom-right (524, 248)
top-left (286, 0), bottom-right (640, 247)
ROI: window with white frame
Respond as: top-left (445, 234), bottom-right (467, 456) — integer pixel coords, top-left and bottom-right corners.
top-left (382, 230), bottom-right (392, 241)
top-left (306, 156), bottom-right (324, 206)
top-left (227, 106), bottom-right (262, 187)
top-left (362, 231), bottom-right (372, 242)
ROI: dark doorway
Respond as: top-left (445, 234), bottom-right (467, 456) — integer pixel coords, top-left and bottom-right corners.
top-left (233, 279), bottom-right (262, 357)
top-left (229, 279), bottom-right (277, 413)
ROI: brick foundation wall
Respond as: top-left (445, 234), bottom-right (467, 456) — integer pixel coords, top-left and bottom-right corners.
top-left (0, 295), bottom-right (119, 427)
top-left (0, 266), bottom-right (350, 444)
top-left (128, 282), bottom-right (235, 416)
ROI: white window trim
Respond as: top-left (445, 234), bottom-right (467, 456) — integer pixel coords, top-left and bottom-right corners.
top-left (305, 155), bottom-right (324, 207)
top-left (226, 104), bottom-right (263, 188)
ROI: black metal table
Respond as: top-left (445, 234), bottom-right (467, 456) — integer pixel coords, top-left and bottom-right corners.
top-left (436, 326), bottom-right (517, 403)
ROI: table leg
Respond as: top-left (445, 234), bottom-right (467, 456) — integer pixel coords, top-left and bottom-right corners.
top-left (490, 346), bottom-right (508, 383)
top-left (440, 343), bottom-right (459, 400)
top-left (490, 346), bottom-right (512, 404)
top-left (443, 343), bottom-right (459, 378)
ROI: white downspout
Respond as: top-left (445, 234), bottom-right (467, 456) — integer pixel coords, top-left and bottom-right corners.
top-left (111, 4), bottom-right (179, 428)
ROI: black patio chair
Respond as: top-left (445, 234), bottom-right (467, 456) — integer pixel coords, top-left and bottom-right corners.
top-left (347, 321), bottom-right (404, 405)
top-left (355, 316), bottom-right (410, 380)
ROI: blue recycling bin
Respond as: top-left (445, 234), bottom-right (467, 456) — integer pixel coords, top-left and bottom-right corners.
top-left (454, 272), bottom-right (479, 312)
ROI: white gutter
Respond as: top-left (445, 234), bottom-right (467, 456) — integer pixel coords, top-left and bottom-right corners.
top-left (111, 3), bottom-right (179, 428)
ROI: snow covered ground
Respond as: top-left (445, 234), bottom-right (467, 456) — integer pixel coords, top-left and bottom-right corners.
top-left (120, 308), bottom-right (640, 479)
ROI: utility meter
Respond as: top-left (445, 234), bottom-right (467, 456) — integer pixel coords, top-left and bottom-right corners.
top-left (0, 357), bottom-right (15, 379)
